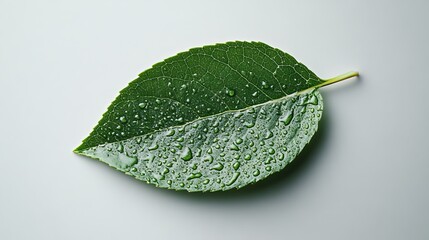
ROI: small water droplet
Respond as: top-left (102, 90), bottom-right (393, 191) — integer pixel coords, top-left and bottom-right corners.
top-left (148, 144), bottom-right (158, 151)
top-left (233, 162), bottom-right (241, 170)
top-left (138, 103), bottom-right (146, 109)
top-left (116, 144), bottom-right (123, 153)
top-left (119, 116), bottom-right (127, 123)
top-left (265, 166), bottom-right (272, 171)
top-left (181, 147), bottom-right (193, 161)
top-left (244, 154), bottom-right (252, 160)
top-left (264, 130), bottom-right (273, 139)
top-left (166, 129), bottom-right (175, 136)
top-left (229, 143), bottom-right (239, 151)
top-left (187, 172), bottom-right (202, 180)
top-left (268, 148), bottom-right (275, 155)
top-left (211, 162), bottom-right (224, 171)
top-left (253, 169), bottom-right (260, 176)
top-left (203, 179), bottom-right (210, 184)
top-left (226, 88), bottom-right (235, 97)
top-left (203, 155), bottom-right (214, 163)
top-left (235, 137), bottom-right (243, 144)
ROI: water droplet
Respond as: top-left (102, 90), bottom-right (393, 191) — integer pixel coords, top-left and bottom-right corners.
top-left (148, 144), bottom-right (158, 151)
top-left (226, 88), bottom-right (235, 97)
top-left (277, 152), bottom-right (284, 160)
top-left (166, 129), bottom-right (175, 136)
top-left (187, 172), bottom-right (202, 180)
top-left (175, 117), bottom-right (184, 123)
top-left (253, 169), bottom-right (260, 176)
top-left (138, 103), bottom-right (146, 109)
top-left (119, 116), bottom-right (127, 123)
top-left (261, 81), bottom-right (269, 89)
top-left (226, 172), bottom-right (240, 186)
top-left (252, 92), bottom-right (258, 97)
top-left (280, 111), bottom-right (294, 126)
top-left (264, 130), bottom-right (273, 139)
top-left (211, 162), bottom-right (224, 171)
top-left (235, 137), bottom-right (243, 144)
top-left (203, 155), bottom-right (214, 163)
top-left (244, 154), bottom-right (252, 160)
top-left (203, 179), bottom-right (210, 185)
top-left (244, 121), bottom-right (255, 128)
top-left (308, 95), bottom-right (318, 105)
top-left (268, 148), bottom-right (275, 155)
top-left (229, 143), bottom-right (239, 151)
top-left (116, 144), bottom-right (123, 153)
top-left (265, 166), bottom-right (272, 171)
top-left (181, 147), bottom-right (193, 161)
top-left (233, 162), bottom-right (241, 170)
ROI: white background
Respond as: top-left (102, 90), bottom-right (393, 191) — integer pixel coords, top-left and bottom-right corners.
top-left (1, 0), bottom-right (428, 239)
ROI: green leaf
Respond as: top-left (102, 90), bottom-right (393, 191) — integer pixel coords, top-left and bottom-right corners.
top-left (74, 41), bottom-right (358, 192)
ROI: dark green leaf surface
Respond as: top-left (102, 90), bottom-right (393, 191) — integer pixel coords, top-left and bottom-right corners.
top-left (75, 41), bottom-right (339, 192)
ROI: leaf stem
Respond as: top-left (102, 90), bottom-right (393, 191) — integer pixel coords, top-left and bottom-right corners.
top-left (315, 71), bottom-right (359, 89)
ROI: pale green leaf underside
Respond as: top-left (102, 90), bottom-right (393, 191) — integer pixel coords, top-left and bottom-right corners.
top-left (79, 90), bottom-right (322, 192)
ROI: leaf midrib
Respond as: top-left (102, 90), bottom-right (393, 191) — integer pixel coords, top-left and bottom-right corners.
top-left (74, 87), bottom-right (318, 153)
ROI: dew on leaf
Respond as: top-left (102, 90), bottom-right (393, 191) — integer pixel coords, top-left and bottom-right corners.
top-left (181, 147), bottom-right (193, 161)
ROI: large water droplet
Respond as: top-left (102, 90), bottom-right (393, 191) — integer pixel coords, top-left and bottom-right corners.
top-left (280, 111), bottom-right (294, 126)
top-left (233, 162), bottom-right (241, 170)
top-left (253, 169), bottom-right (260, 176)
top-left (181, 147), bottom-right (193, 161)
top-left (148, 144), bottom-right (158, 151)
top-left (187, 172), bottom-right (202, 180)
top-left (226, 172), bottom-right (240, 186)
top-left (211, 162), bottom-right (224, 171)
top-left (229, 143), bottom-right (239, 151)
